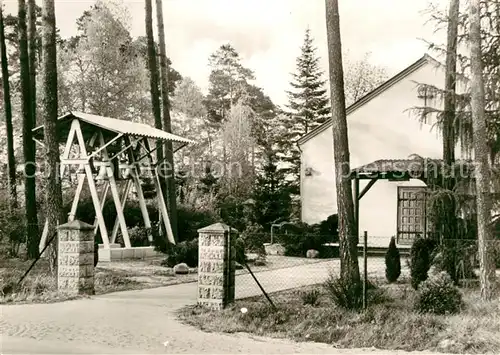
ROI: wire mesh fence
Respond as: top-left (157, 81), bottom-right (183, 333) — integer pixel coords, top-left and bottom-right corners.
top-left (235, 233), bottom-right (500, 300)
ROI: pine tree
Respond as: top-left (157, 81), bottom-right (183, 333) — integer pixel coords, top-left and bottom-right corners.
top-left (325, 0), bottom-right (360, 288)
top-left (41, 0), bottom-right (63, 273)
top-left (19, 0), bottom-right (40, 259)
top-left (282, 28), bottom-right (330, 195)
top-left (0, 2), bottom-right (17, 210)
top-left (252, 148), bottom-right (291, 231)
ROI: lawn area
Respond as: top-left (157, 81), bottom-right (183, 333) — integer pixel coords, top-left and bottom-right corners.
top-left (178, 282), bottom-right (500, 354)
top-left (0, 255), bottom-right (197, 304)
top-left (0, 250), bottom-right (321, 304)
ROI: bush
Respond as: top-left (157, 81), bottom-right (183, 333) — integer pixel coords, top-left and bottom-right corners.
top-left (0, 206), bottom-right (26, 258)
top-left (279, 222), bottom-right (332, 257)
top-left (127, 227), bottom-right (151, 247)
top-left (385, 237), bottom-right (401, 283)
top-left (410, 238), bottom-right (436, 290)
top-left (235, 237), bottom-right (247, 265)
top-left (162, 238), bottom-right (199, 268)
top-left (415, 271), bottom-right (462, 315)
top-left (432, 240), bottom-right (477, 284)
top-left (240, 223), bottom-right (267, 254)
top-left (323, 274), bottom-right (379, 311)
top-left (300, 288), bottom-right (321, 306)
top-left (177, 205), bottom-right (217, 242)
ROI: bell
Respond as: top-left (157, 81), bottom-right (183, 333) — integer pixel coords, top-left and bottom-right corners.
top-left (97, 166), bottom-right (107, 180)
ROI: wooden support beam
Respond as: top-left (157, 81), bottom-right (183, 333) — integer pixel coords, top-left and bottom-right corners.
top-left (87, 133), bottom-right (123, 160)
top-left (111, 179), bottom-right (132, 244)
top-left (144, 139), bottom-right (175, 244)
top-left (61, 159), bottom-right (88, 165)
top-left (99, 131), bottom-right (131, 248)
top-left (126, 136), bottom-right (152, 243)
top-left (40, 119), bottom-right (80, 252)
top-left (353, 178), bottom-right (360, 238)
top-left (68, 173), bottom-right (86, 222)
top-left (59, 119), bottom-right (79, 183)
top-left (74, 121), bottom-right (110, 248)
top-left (108, 137), bottom-right (142, 161)
top-left (358, 178), bottom-right (378, 201)
top-left (93, 181), bottom-right (109, 236)
top-left (33, 138), bottom-right (45, 147)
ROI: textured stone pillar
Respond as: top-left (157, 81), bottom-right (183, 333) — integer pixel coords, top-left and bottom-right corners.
top-left (57, 220), bottom-right (95, 295)
top-left (197, 223), bottom-right (237, 310)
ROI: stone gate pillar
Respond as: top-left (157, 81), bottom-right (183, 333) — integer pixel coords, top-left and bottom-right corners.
top-left (197, 223), bottom-right (237, 310)
top-left (57, 220), bottom-right (95, 295)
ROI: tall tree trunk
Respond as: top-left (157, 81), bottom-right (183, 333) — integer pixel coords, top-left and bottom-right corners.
top-left (441, 0), bottom-right (459, 277)
top-left (19, 0), bottom-right (40, 259)
top-left (155, 0), bottom-right (177, 240)
top-left (0, 2), bottom-right (17, 210)
top-left (28, 0), bottom-right (37, 126)
top-left (325, 0), bottom-right (360, 285)
top-left (41, 0), bottom-right (63, 274)
top-left (145, 0), bottom-right (166, 239)
top-left (443, 0), bottom-right (459, 168)
top-left (469, 0), bottom-right (497, 300)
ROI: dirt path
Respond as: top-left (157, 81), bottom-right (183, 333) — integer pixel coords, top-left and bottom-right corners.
top-left (1, 259), bottom-right (439, 354)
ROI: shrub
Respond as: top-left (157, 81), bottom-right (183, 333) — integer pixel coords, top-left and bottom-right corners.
top-left (385, 237), bottom-right (401, 283)
top-left (176, 205), bottom-right (217, 242)
top-left (432, 241), bottom-right (477, 284)
top-left (162, 238), bottom-right (198, 268)
top-left (410, 238), bottom-right (435, 290)
top-left (0, 206), bottom-right (26, 258)
top-left (317, 214), bottom-right (339, 243)
top-left (279, 222), bottom-right (332, 257)
top-left (415, 271), bottom-right (463, 315)
top-left (323, 274), bottom-right (378, 310)
top-left (235, 237), bottom-right (247, 265)
top-left (240, 223), bottom-right (267, 254)
top-left (301, 288), bottom-right (321, 306)
top-left (127, 227), bottom-right (151, 247)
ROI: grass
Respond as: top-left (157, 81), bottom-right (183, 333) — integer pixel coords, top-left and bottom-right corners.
top-left (177, 282), bottom-right (500, 354)
top-left (0, 254), bottom-right (197, 304)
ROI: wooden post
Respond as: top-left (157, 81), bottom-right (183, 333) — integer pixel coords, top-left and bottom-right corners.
top-left (126, 136), bottom-right (153, 243)
top-left (363, 230), bottom-right (368, 310)
top-left (111, 179), bottom-right (132, 244)
top-left (73, 120), bottom-right (110, 248)
top-left (98, 131), bottom-right (131, 248)
top-left (143, 138), bottom-right (175, 244)
top-left (353, 177), bottom-right (360, 245)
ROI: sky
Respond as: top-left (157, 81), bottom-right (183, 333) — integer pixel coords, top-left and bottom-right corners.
top-left (3, 0), bottom-right (448, 107)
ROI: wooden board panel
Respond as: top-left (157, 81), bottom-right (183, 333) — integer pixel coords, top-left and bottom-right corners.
top-left (397, 186), bottom-right (427, 244)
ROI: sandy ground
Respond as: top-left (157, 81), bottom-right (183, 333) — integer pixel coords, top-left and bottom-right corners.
top-left (0, 257), bottom-right (450, 354)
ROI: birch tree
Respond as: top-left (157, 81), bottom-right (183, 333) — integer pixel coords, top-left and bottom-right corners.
top-left (469, 0), bottom-right (497, 300)
top-left (325, 0), bottom-right (360, 286)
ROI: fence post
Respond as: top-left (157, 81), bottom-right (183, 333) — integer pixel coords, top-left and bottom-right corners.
top-left (363, 230), bottom-right (368, 310)
top-left (57, 220), bottom-right (95, 296)
top-left (197, 223), bottom-right (237, 310)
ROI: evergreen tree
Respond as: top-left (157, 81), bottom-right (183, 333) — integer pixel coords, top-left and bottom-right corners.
top-left (252, 147), bottom-right (291, 231)
top-left (286, 28), bottom-right (330, 132)
top-left (282, 28), bottom-right (330, 194)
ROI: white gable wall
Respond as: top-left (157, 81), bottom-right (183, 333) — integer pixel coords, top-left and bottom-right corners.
top-left (300, 60), bottom-right (460, 244)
